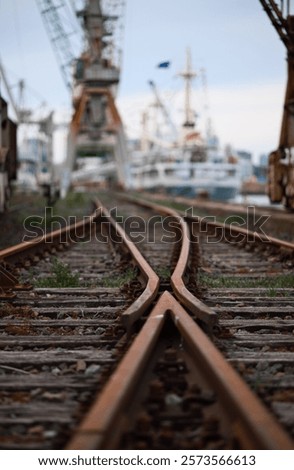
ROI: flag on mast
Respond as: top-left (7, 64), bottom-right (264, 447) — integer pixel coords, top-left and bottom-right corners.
top-left (157, 61), bottom-right (171, 68)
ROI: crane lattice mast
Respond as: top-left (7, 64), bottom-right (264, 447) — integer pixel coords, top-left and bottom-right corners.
top-left (36, 0), bottom-right (129, 190)
top-left (35, 0), bottom-right (77, 91)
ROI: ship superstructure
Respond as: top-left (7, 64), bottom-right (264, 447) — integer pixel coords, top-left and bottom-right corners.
top-left (129, 50), bottom-right (241, 201)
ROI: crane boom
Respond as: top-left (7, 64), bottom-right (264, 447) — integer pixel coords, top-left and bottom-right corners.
top-left (35, 0), bottom-right (77, 91)
top-left (259, 0), bottom-right (289, 46)
top-left (0, 56), bottom-right (21, 122)
top-left (148, 80), bottom-right (178, 138)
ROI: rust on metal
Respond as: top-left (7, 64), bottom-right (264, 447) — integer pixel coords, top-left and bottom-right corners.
top-left (1, 193), bottom-right (293, 448)
top-left (0, 206), bottom-right (102, 264)
top-left (0, 263), bottom-right (32, 297)
top-left (66, 290), bottom-right (293, 450)
top-left (0, 264), bottom-right (19, 290)
top-left (169, 207), bottom-right (217, 326)
top-left (166, 292), bottom-right (293, 450)
top-left (98, 203), bottom-right (160, 329)
top-left (65, 295), bottom-right (166, 450)
top-left (184, 212), bottom-right (294, 253)
top-left (118, 194), bottom-right (218, 326)
top-left (0, 205), bottom-right (102, 295)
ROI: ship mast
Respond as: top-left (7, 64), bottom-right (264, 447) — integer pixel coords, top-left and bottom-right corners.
top-left (179, 48), bottom-right (197, 129)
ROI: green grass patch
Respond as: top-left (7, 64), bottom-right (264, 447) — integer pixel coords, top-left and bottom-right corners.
top-left (157, 266), bottom-right (171, 280)
top-left (35, 259), bottom-right (80, 288)
top-left (153, 199), bottom-right (189, 212)
top-left (59, 191), bottom-right (92, 208)
top-left (52, 191), bottom-right (93, 217)
top-left (101, 268), bottom-right (137, 288)
top-left (198, 273), bottom-right (294, 290)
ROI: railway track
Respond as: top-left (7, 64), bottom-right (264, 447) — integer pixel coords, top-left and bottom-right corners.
top-left (0, 194), bottom-right (293, 449)
top-left (0, 203), bottom-right (142, 449)
top-left (187, 214), bottom-right (294, 440)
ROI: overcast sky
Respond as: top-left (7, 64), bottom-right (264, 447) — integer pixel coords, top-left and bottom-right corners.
top-left (0, 0), bottom-right (289, 162)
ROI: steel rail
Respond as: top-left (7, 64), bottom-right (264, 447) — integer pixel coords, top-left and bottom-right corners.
top-left (115, 194), bottom-right (217, 326)
top-left (2, 195), bottom-right (292, 448)
top-left (0, 207), bottom-right (101, 265)
top-left (182, 212), bottom-right (294, 252)
top-left (0, 206), bottom-right (102, 295)
top-left (123, 192), bottom-right (294, 252)
top-left (168, 208), bottom-right (217, 326)
top-left (0, 199), bottom-right (160, 328)
top-left (66, 290), bottom-right (293, 450)
top-left (97, 203), bottom-right (160, 330)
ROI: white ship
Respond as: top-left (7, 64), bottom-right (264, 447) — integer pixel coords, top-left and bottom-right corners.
top-left (128, 50), bottom-right (241, 201)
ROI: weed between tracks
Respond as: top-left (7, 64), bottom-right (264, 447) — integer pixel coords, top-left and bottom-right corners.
top-left (151, 198), bottom-right (195, 213)
top-left (34, 259), bottom-right (80, 288)
top-left (198, 273), bottom-right (294, 291)
top-left (101, 268), bottom-right (137, 288)
top-left (32, 258), bottom-right (137, 289)
top-left (157, 266), bottom-right (172, 280)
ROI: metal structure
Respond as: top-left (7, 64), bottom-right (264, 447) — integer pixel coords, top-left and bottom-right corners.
top-left (0, 59), bottom-right (18, 211)
top-left (0, 56), bottom-right (58, 204)
top-left (65, 0), bottom-right (129, 190)
top-left (0, 95), bottom-right (17, 212)
top-left (179, 47), bottom-right (197, 129)
top-left (36, 0), bottom-right (129, 191)
top-left (148, 80), bottom-right (178, 141)
top-left (35, 0), bottom-right (78, 91)
top-left (146, 51), bottom-right (198, 149)
top-left (260, 0), bottom-right (294, 208)
top-left (0, 194), bottom-right (293, 447)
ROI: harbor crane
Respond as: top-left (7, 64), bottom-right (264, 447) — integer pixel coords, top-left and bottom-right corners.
top-left (260, 0), bottom-right (294, 209)
top-left (35, 0), bottom-right (129, 192)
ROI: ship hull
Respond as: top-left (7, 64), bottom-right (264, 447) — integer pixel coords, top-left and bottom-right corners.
top-left (130, 160), bottom-right (241, 201)
top-left (164, 185), bottom-right (239, 201)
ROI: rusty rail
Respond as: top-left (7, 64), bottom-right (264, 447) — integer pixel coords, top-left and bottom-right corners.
top-left (2, 194), bottom-right (293, 449)
top-left (117, 194), bottom-right (217, 326)
top-left (0, 199), bottom-right (160, 327)
top-left (0, 208), bottom-right (101, 265)
top-left (97, 202), bottom-right (159, 329)
top-left (184, 213), bottom-right (294, 252)
top-left (66, 290), bottom-right (293, 450)
top-left (0, 206), bottom-right (101, 296)
top-left (0, 199), bottom-right (160, 325)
